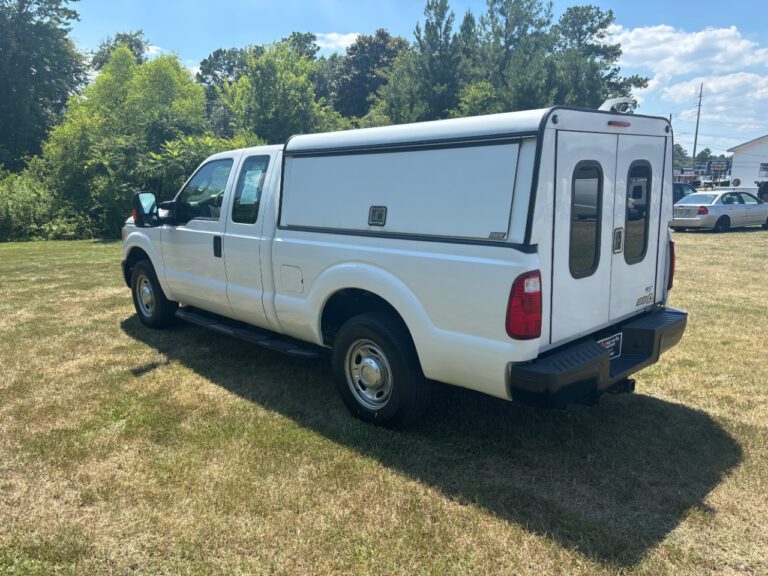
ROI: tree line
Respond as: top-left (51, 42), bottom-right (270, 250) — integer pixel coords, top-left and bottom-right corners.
top-left (0, 0), bottom-right (646, 241)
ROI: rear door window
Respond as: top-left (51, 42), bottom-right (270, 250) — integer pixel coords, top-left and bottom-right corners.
top-left (231, 155), bottom-right (270, 224)
top-left (570, 161), bottom-right (603, 278)
top-left (624, 161), bottom-right (652, 264)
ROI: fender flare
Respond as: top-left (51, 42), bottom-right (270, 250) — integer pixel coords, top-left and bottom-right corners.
top-left (122, 230), bottom-right (175, 300)
top-left (307, 262), bottom-right (434, 358)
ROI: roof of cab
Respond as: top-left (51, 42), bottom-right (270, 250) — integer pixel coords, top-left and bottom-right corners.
top-left (285, 108), bottom-right (550, 154)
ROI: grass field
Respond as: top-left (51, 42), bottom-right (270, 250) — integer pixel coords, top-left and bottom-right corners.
top-left (1, 230), bottom-right (767, 575)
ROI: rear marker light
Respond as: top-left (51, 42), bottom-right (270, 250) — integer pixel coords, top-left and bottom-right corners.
top-left (697, 206), bottom-right (709, 215)
top-left (507, 270), bottom-right (542, 340)
top-left (667, 240), bottom-right (676, 291)
top-left (608, 120), bottom-right (632, 128)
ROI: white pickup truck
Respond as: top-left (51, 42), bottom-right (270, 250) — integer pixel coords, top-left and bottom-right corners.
top-left (122, 106), bottom-right (687, 426)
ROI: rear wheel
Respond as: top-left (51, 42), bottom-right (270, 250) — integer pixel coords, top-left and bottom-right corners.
top-left (714, 216), bottom-right (730, 233)
top-left (331, 312), bottom-right (429, 428)
top-left (131, 260), bottom-right (178, 328)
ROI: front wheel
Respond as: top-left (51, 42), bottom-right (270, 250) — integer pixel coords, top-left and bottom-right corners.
top-left (331, 312), bottom-right (429, 428)
top-left (131, 260), bottom-right (178, 328)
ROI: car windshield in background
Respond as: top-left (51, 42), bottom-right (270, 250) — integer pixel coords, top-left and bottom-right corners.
top-left (677, 194), bottom-right (717, 205)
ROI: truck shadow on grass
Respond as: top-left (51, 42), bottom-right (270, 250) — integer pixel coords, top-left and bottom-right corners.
top-left (122, 317), bottom-right (742, 568)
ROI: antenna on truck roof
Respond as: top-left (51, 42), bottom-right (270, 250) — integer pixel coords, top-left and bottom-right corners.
top-left (598, 97), bottom-right (634, 114)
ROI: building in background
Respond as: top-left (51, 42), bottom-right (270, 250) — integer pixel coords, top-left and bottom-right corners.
top-left (728, 135), bottom-right (768, 191)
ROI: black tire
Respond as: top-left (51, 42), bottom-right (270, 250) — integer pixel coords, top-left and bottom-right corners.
top-left (714, 216), bottom-right (730, 233)
top-left (763, 218), bottom-right (768, 230)
top-left (331, 312), bottom-right (429, 428)
top-left (131, 259), bottom-right (178, 328)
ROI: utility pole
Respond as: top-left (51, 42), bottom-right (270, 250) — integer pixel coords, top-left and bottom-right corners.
top-left (691, 83), bottom-right (703, 170)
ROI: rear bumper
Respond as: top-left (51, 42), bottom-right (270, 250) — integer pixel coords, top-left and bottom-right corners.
top-left (671, 216), bottom-right (713, 229)
top-left (507, 307), bottom-right (687, 407)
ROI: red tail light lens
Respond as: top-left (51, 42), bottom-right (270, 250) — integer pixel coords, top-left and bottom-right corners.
top-left (506, 270), bottom-right (542, 340)
top-left (667, 239), bottom-right (676, 291)
top-left (132, 208), bottom-right (138, 222)
top-left (697, 206), bottom-right (709, 215)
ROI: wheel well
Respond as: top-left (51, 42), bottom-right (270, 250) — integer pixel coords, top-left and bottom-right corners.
top-left (321, 289), bottom-right (408, 346)
top-left (123, 247), bottom-right (150, 286)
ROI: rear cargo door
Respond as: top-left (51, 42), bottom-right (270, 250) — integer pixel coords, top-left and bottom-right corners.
top-left (551, 131), bottom-right (617, 342)
top-left (608, 135), bottom-right (665, 321)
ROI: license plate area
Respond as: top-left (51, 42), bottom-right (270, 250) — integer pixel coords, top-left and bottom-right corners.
top-left (598, 333), bottom-right (623, 359)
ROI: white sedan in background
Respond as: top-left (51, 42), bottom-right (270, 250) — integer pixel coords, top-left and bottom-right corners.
top-left (672, 191), bottom-right (768, 232)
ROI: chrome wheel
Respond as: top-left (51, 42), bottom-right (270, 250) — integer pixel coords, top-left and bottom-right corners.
top-left (136, 274), bottom-right (155, 318)
top-left (344, 339), bottom-right (393, 410)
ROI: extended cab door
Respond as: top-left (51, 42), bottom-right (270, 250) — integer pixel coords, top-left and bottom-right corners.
top-left (222, 152), bottom-right (276, 329)
top-left (608, 135), bottom-right (665, 320)
top-left (161, 155), bottom-right (238, 317)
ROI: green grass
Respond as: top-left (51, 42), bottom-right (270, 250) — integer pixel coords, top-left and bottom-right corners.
top-left (0, 231), bottom-right (767, 575)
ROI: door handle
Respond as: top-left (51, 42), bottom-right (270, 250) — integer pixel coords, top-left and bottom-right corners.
top-left (213, 235), bottom-right (222, 258)
top-left (613, 227), bottom-right (624, 253)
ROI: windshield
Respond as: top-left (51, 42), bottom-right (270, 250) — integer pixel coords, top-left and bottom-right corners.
top-left (677, 193), bottom-right (717, 205)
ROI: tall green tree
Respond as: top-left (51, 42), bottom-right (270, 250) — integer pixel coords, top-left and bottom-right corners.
top-left (480, 0), bottom-right (556, 111)
top-left (283, 32), bottom-right (320, 60)
top-left (551, 6), bottom-right (647, 107)
top-left (0, 0), bottom-right (86, 171)
top-left (413, 0), bottom-right (460, 119)
top-left (196, 47), bottom-right (251, 137)
top-left (335, 29), bottom-right (408, 118)
top-left (673, 143), bottom-right (690, 170)
top-left (91, 29), bottom-right (148, 70)
top-left (311, 52), bottom-right (345, 106)
top-left (223, 42), bottom-right (349, 144)
top-left (42, 47), bottom-right (207, 234)
top-left (375, 0), bottom-right (460, 124)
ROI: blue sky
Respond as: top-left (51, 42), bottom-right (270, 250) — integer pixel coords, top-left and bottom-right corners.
top-left (71, 0), bottom-right (768, 155)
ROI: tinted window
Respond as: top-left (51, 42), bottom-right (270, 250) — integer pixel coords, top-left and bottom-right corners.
top-left (678, 193), bottom-right (717, 205)
top-left (721, 193), bottom-right (743, 205)
top-left (176, 159), bottom-right (234, 222)
top-left (740, 193), bottom-right (758, 205)
top-left (232, 156), bottom-right (270, 224)
top-left (673, 183), bottom-right (694, 203)
top-left (570, 162), bottom-right (603, 278)
top-left (625, 162), bottom-right (651, 264)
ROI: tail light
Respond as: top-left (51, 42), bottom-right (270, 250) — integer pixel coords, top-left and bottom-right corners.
top-left (132, 208), bottom-right (139, 222)
top-left (697, 206), bottom-right (709, 215)
top-left (667, 239), bottom-right (676, 291)
top-left (506, 270), bottom-right (542, 340)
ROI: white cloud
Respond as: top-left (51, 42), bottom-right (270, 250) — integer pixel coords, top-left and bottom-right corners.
top-left (145, 45), bottom-right (165, 59)
top-left (610, 24), bottom-right (768, 150)
top-left (315, 32), bottom-right (360, 53)
top-left (610, 24), bottom-right (768, 76)
top-left (663, 73), bottom-right (768, 130)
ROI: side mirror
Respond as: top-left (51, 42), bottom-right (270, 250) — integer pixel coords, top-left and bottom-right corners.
top-left (132, 191), bottom-right (159, 227)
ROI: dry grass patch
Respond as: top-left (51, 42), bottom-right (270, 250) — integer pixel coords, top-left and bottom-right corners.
top-left (0, 233), bottom-right (766, 575)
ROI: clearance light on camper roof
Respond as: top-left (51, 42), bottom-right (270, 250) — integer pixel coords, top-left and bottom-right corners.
top-left (608, 120), bottom-right (632, 128)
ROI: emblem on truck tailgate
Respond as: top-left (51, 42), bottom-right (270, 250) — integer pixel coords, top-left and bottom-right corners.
top-left (489, 232), bottom-right (508, 240)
